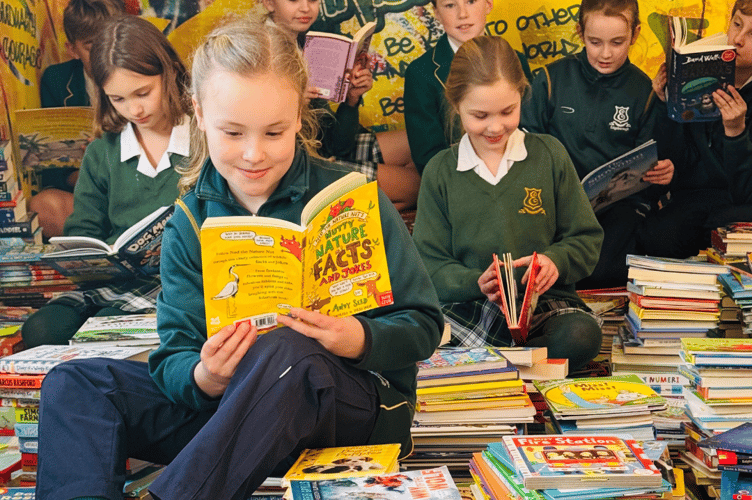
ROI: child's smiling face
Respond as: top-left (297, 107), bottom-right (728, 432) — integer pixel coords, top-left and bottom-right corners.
top-left (263, 0), bottom-right (320, 35)
top-left (578, 11), bottom-right (638, 75)
top-left (433, 0), bottom-right (492, 45)
top-left (194, 70), bottom-right (302, 213)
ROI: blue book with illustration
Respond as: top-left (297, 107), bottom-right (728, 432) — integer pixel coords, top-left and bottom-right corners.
top-left (720, 470), bottom-right (752, 500)
top-left (698, 422), bottom-right (752, 455)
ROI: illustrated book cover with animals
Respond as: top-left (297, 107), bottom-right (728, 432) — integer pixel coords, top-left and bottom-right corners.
top-left (664, 16), bottom-right (736, 123)
top-left (0, 345), bottom-right (151, 374)
top-left (41, 205), bottom-right (174, 286)
top-left (493, 252), bottom-right (541, 345)
top-left (416, 347), bottom-right (509, 376)
top-left (282, 444), bottom-right (401, 486)
top-left (288, 466), bottom-right (462, 500)
top-left (303, 22), bottom-right (376, 103)
top-left (533, 374), bottom-right (667, 417)
top-left (580, 140), bottom-right (658, 213)
top-left (496, 435), bottom-right (663, 490)
top-left (68, 314), bottom-right (159, 347)
top-left (200, 172), bottom-right (393, 336)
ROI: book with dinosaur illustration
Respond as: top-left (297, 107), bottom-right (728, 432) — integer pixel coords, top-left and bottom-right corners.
top-left (200, 172), bottom-right (393, 336)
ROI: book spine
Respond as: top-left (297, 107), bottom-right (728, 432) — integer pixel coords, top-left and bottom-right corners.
top-left (13, 423), bottom-right (38, 438)
top-left (18, 437), bottom-right (37, 453)
top-left (718, 450), bottom-right (752, 465)
top-left (0, 220), bottom-right (34, 237)
top-left (0, 375), bottom-right (43, 390)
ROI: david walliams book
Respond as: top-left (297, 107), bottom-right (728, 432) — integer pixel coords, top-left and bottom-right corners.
top-left (201, 172), bottom-right (393, 336)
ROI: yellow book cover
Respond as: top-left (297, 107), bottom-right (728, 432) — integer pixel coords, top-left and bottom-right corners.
top-left (201, 172), bottom-right (394, 336)
top-left (417, 395), bottom-right (531, 412)
top-left (282, 444), bottom-right (401, 486)
top-left (628, 302), bottom-right (720, 321)
top-left (416, 379), bottom-right (525, 397)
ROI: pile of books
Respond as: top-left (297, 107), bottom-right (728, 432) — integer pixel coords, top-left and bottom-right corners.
top-left (0, 345), bottom-right (151, 488)
top-left (716, 270), bottom-right (752, 336)
top-left (617, 255), bottom-right (727, 373)
top-left (469, 434), bottom-right (671, 500)
top-left (0, 141), bottom-right (39, 247)
top-left (0, 244), bottom-right (75, 309)
top-left (407, 347), bottom-right (533, 476)
top-left (537, 374), bottom-right (667, 442)
top-left (710, 223), bottom-right (752, 261)
top-left (578, 287), bottom-right (629, 357)
top-left (698, 423), bottom-right (752, 500)
top-left (680, 338), bottom-right (752, 435)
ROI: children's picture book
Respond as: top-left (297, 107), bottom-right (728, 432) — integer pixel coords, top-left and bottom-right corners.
top-left (720, 470), bottom-right (752, 500)
top-left (719, 272), bottom-right (752, 299)
top-left (282, 444), bottom-right (401, 486)
top-left (681, 337), bottom-right (752, 366)
top-left (201, 172), bottom-right (393, 336)
top-left (627, 266), bottom-right (721, 286)
top-left (303, 22), bottom-right (377, 103)
top-left (664, 16), bottom-right (736, 123)
top-left (493, 252), bottom-right (540, 345)
top-left (41, 205), bottom-right (174, 285)
top-left (489, 347), bottom-right (548, 367)
top-left (627, 254), bottom-right (728, 275)
top-left (533, 374), bottom-right (667, 417)
top-left (14, 107), bottom-right (94, 193)
top-left (417, 347), bottom-right (508, 376)
top-left (0, 345), bottom-right (151, 374)
top-left (581, 140), bottom-right (657, 213)
top-left (698, 422), bottom-right (752, 455)
top-left (68, 314), bottom-right (159, 347)
top-left (289, 466), bottom-right (462, 500)
top-left (498, 435), bottom-right (663, 490)
top-left (626, 280), bottom-right (722, 300)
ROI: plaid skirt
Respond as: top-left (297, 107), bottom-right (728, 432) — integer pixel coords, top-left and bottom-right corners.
top-left (46, 276), bottom-right (161, 317)
top-left (443, 297), bottom-right (603, 347)
top-left (333, 130), bottom-right (383, 182)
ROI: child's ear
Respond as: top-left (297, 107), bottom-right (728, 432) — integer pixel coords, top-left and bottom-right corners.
top-left (484, 0), bottom-right (493, 15)
top-left (630, 23), bottom-right (641, 44)
top-left (192, 95), bottom-right (206, 131)
top-left (262, 0), bottom-right (275, 13)
top-left (65, 41), bottom-right (80, 61)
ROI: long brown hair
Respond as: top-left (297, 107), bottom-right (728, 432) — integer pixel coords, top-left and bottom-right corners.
top-left (63, 0), bottom-right (125, 43)
top-left (180, 19), bottom-right (318, 195)
top-left (89, 15), bottom-right (191, 136)
top-left (444, 36), bottom-right (529, 137)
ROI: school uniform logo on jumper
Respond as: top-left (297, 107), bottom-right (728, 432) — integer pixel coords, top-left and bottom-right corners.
top-left (609, 106), bottom-right (631, 131)
top-left (560, 106), bottom-right (575, 114)
top-left (519, 187), bottom-right (546, 215)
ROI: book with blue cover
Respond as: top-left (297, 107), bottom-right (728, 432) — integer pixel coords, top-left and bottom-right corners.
top-left (720, 470), bottom-right (752, 500)
top-left (698, 422), bottom-right (752, 455)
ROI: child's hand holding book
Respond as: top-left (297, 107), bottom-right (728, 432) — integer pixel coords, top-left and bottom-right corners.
top-left (344, 58), bottom-right (374, 107)
top-left (714, 84), bottom-right (747, 136)
top-left (194, 321), bottom-right (258, 398)
top-left (276, 307), bottom-right (366, 359)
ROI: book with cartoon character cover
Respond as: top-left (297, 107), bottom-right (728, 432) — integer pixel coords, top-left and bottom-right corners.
top-left (289, 466), bottom-right (462, 500)
top-left (41, 205), bottom-right (174, 286)
top-left (664, 16), bottom-right (736, 123)
top-left (200, 172), bottom-right (393, 337)
top-left (282, 444), bottom-right (401, 487)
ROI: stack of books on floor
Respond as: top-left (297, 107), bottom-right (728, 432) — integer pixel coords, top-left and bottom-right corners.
top-left (716, 269), bottom-right (752, 336)
top-left (578, 287), bottom-right (629, 358)
top-left (407, 347), bottom-right (533, 476)
top-left (0, 344), bottom-right (152, 489)
top-left (680, 337), bottom-right (752, 436)
top-left (0, 244), bottom-right (75, 309)
top-left (280, 445), bottom-right (462, 500)
top-left (0, 141), bottom-right (40, 247)
top-left (469, 434), bottom-right (672, 500)
top-left (697, 423), bottom-right (752, 500)
top-left (536, 374), bottom-right (667, 442)
top-left (710, 223), bottom-right (752, 263)
top-left (503, 347), bottom-right (567, 428)
top-left (680, 420), bottom-right (722, 495)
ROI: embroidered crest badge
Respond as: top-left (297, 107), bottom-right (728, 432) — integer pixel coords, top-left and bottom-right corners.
top-left (519, 187), bottom-right (546, 214)
top-left (609, 106), bottom-right (631, 131)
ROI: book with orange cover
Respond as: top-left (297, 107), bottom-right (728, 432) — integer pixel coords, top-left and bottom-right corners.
top-left (493, 252), bottom-right (541, 345)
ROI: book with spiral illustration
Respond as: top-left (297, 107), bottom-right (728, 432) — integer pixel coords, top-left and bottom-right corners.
top-left (200, 172), bottom-right (393, 336)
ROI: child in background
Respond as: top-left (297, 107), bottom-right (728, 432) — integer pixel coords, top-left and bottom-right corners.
top-left (412, 36), bottom-right (603, 371)
top-left (650, 0), bottom-right (752, 256)
top-left (22, 15), bottom-right (190, 348)
top-left (404, 0), bottom-right (532, 175)
top-left (32, 0), bottom-right (126, 238)
top-left (520, 0), bottom-right (674, 288)
top-left (261, 0), bottom-right (421, 211)
top-left (36, 20), bottom-right (443, 499)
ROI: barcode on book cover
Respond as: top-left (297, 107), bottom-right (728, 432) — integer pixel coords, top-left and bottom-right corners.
top-left (234, 313), bottom-right (278, 331)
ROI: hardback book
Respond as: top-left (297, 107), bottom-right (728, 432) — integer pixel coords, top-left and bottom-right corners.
top-left (69, 314), bottom-right (159, 347)
top-left (626, 307), bottom-right (718, 331)
top-left (721, 470), bottom-right (752, 500)
top-left (698, 385), bottom-right (752, 399)
top-left (412, 398), bottom-right (536, 424)
top-left (628, 301), bottom-right (720, 321)
top-left (664, 16), bottom-right (736, 123)
top-left (416, 366), bottom-right (519, 388)
top-left (42, 205), bottom-right (174, 285)
top-left (627, 254), bottom-right (728, 275)
top-left (472, 451), bottom-right (544, 500)
top-left (0, 345), bottom-right (151, 374)
top-left (515, 358), bottom-right (569, 380)
top-left (533, 374), bottom-right (666, 417)
top-left (416, 394), bottom-right (531, 413)
top-left (493, 252), bottom-right (541, 345)
top-left (487, 346), bottom-right (547, 367)
top-left (200, 172), bottom-right (393, 336)
top-left (417, 347), bottom-right (508, 377)
top-left (681, 337), bottom-right (752, 366)
top-left (0, 212), bottom-right (41, 240)
top-left (282, 444), bottom-right (400, 486)
top-left (719, 272), bottom-right (752, 299)
top-left (627, 280), bottom-right (722, 300)
top-left (581, 140), bottom-right (657, 213)
top-left (678, 363), bottom-right (752, 387)
top-left (14, 107), bottom-right (94, 193)
top-left (0, 374), bottom-right (45, 390)
top-left (628, 291), bottom-right (719, 311)
top-left (498, 434), bottom-right (663, 490)
top-left (303, 22), bottom-right (377, 103)
top-left (627, 266), bottom-right (721, 286)
top-left (289, 466), bottom-right (462, 500)
top-left (416, 379), bottom-right (526, 401)
top-left (712, 228), bottom-right (752, 256)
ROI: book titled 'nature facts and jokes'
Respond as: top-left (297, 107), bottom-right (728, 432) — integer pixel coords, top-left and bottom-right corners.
top-left (200, 172), bottom-right (393, 336)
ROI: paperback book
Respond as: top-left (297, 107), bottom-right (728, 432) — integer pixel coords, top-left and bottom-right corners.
top-left (201, 173), bottom-right (392, 336)
top-left (0, 345), bottom-right (151, 374)
top-left (417, 347), bottom-right (509, 376)
top-left (581, 140), bottom-right (657, 213)
top-left (69, 314), bottom-right (159, 347)
top-left (681, 337), bottom-right (752, 366)
top-left (282, 444), bottom-right (401, 486)
top-left (493, 252), bottom-right (540, 345)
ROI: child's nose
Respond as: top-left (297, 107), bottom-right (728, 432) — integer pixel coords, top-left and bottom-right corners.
top-left (733, 31), bottom-right (745, 47)
top-left (458, 3), bottom-right (468, 17)
top-left (242, 140), bottom-right (265, 163)
top-left (130, 102), bottom-right (143, 117)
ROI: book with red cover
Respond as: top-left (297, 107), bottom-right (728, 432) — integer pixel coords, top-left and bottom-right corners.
top-left (493, 252), bottom-right (541, 345)
top-left (628, 292), bottom-right (719, 311)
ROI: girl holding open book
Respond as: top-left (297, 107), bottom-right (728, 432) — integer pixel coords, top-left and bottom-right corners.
top-left (36, 20), bottom-right (443, 499)
top-left (412, 36), bottom-right (604, 371)
top-left (520, 0), bottom-right (675, 288)
top-left (261, 0), bottom-right (421, 211)
top-left (649, 0), bottom-right (752, 258)
top-left (21, 15), bottom-right (190, 348)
